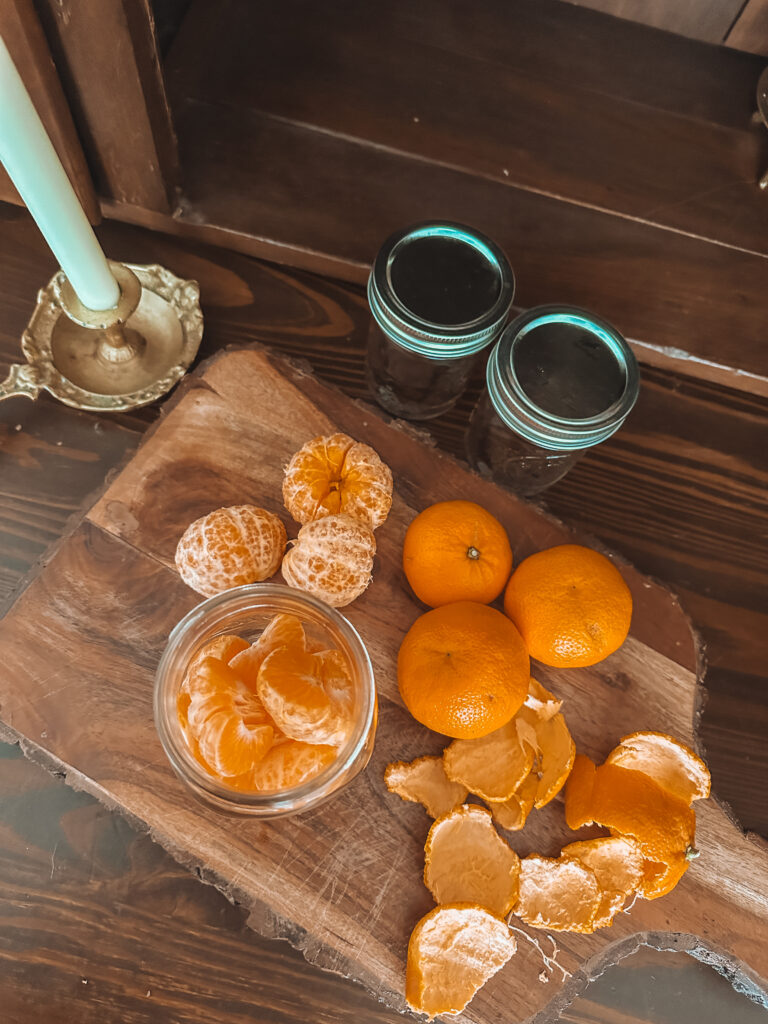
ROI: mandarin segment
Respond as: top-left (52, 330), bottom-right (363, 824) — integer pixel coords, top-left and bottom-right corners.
top-left (185, 634), bottom-right (249, 683)
top-left (229, 614), bottom-right (306, 689)
top-left (175, 505), bottom-right (287, 597)
top-left (281, 513), bottom-right (376, 608)
top-left (243, 739), bottom-right (338, 792)
top-left (515, 854), bottom-right (602, 933)
top-left (443, 718), bottom-right (534, 802)
top-left (424, 805), bottom-right (521, 917)
top-left (402, 500), bottom-right (513, 607)
top-left (405, 904), bottom-right (517, 1019)
top-left (398, 602), bottom-right (529, 740)
top-left (257, 644), bottom-right (353, 746)
top-left (384, 756), bottom-right (469, 819)
top-left (282, 433), bottom-right (393, 530)
top-left (606, 731), bottom-right (711, 805)
top-left (503, 544), bottom-right (632, 667)
top-left (184, 657), bottom-right (275, 777)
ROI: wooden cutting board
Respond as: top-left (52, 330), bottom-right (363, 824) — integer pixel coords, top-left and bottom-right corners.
top-left (0, 347), bottom-right (766, 1022)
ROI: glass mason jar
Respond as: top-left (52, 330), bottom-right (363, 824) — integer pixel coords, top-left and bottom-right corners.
top-left (154, 583), bottom-right (377, 818)
top-left (466, 306), bottom-right (640, 497)
top-left (366, 222), bottom-right (514, 420)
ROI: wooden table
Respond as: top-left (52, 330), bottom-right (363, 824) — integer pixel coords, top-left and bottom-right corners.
top-left (0, 204), bottom-right (766, 1023)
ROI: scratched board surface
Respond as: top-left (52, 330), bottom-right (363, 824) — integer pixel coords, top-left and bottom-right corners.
top-left (0, 347), bottom-right (765, 1022)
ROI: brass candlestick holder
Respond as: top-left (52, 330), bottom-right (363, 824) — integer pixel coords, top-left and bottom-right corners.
top-left (0, 260), bottom-right (203, 411)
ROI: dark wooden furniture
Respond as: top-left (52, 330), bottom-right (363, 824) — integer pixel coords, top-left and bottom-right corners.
top-left (1, 207), bottom-right (767, 1022)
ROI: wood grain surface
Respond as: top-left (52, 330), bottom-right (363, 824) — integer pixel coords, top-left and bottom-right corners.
top-left (1, 208), bottom-right (767, 1023)
top-left (0, 346), bottom-right (766, 1023)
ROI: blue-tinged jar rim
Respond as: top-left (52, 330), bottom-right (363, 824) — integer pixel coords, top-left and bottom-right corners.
top-left (486, 305), bottom-right (640, 451)
top-left (368, 222), bottom-right (515, 360)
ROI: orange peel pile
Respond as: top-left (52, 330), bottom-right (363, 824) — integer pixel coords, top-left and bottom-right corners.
top-left (515, 853), bottom-right (602, 933)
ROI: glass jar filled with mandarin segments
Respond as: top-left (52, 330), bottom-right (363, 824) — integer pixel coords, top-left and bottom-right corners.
top-left (466, 306), bottom-right (640, 497)
top-left (366, 222), bottom-right (514, 420)
top-left (154, 583), bottom-right (377, 817)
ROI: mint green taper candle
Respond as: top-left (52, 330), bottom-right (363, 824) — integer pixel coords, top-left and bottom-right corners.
top-left (0, 35), bottom-right (120, 311)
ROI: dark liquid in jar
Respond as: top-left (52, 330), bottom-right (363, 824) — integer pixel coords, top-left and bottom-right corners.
top-left (389, 235), bottom-right (501, 325)
top-left (513, 322), bottom-right (626, 419)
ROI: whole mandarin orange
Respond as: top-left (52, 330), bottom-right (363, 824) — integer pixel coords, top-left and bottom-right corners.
top-left (503, 544), bottom-right (632, 668)
top-left (402, 501), bottom-right (513, 607)
top-left (398, 601), bottom-right (529, 739)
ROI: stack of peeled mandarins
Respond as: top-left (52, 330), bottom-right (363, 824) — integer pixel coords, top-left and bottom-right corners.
top-left (388, 500), bottom-right (710, 1018)
top-left (175, 432), bottom-right (393, 607)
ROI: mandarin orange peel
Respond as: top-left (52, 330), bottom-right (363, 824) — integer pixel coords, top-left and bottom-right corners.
top-left (424, 805), bottom-right (521, 917)
top-left (405, 903), bottom-right (517, 1019)
top-left (384, 756), bottom-right (468, 819)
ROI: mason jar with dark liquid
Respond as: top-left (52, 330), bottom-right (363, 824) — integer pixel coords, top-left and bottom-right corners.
top-left (366, 222), bottom-right (514, 420)
top-left (466, 306), bottom-right (640, 497)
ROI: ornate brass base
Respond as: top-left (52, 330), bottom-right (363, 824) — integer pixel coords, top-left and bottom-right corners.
top-left (0, 261), bottom-right (203, 411)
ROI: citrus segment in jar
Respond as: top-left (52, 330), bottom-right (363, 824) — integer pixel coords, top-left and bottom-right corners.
top-left (605, 731), bottom-right (711, 805)
top-left (424, 805), bottom-right (520, 917)
top-left (235, 739), bottom-right (338, 792)
top-left (405, 904), bottom-right (517, 1019)
top-left (503, 544), bottom-right (632, 667)
top-left (182, 657), bottom-right (274, 777)
top-left (402, 500), bottom-right (513, 607)
top-left (281, 513), bottom-right (376, 608)
top-left (514, 854), bottom-right (602, 933)
top-left (282, 432), bottom-right (393, 530)
top-left (175, 505), bottom-right (287, 597)
top-left (257, 644), bottom-right (353, 746)
top-left (229, 613), bottom-right (306, 688)
top-left (185, 634), bottom-right (249, 681)
top-left (384, 756), bottom-right (469, 819)
top-left (443, 719), bottom-right (534, 802)
top-left (398, 601), bottom-right (529, 739)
